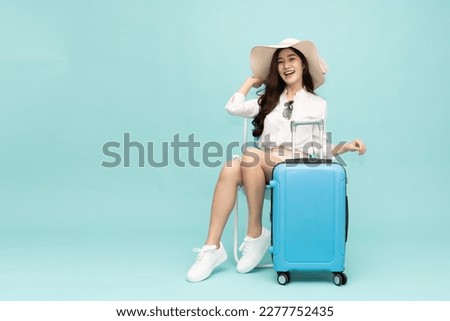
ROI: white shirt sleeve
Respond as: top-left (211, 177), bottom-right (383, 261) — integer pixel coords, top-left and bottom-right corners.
top-left (224, 92), bottom-right (259, 118)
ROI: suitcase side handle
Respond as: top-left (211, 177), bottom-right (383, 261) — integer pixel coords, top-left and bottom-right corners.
top-left (290, 119), bottom-right (325, 159)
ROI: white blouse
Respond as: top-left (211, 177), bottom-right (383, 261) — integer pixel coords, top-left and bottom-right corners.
top-left (225, 89), bottom-right (332, 158)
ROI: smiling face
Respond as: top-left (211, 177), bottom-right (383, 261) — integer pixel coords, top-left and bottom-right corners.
top-left (277, 48), bottom-right (304, 89)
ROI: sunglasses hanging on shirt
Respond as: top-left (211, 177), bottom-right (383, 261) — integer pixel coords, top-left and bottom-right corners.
top-left (282, 100), bottom-right (294, 120)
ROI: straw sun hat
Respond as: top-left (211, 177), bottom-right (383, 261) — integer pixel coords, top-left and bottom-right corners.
top-left (250, 38), bottom-right (328, 89)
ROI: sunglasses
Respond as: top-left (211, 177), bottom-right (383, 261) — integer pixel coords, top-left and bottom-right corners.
top-left (282, 100), bottom-right (294, 119)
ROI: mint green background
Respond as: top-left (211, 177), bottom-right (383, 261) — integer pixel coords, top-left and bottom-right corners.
top-left (1, 0), bottom-right (449, 300)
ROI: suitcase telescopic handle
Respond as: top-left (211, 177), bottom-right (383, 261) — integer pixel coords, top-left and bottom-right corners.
top-left (290, 119), bottom-right (325, 159)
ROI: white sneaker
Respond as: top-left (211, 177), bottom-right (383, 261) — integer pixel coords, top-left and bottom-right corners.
top-left (186, 243), bottom-right (227, 282)
top-left (236, 227), bottom-right (271, 273)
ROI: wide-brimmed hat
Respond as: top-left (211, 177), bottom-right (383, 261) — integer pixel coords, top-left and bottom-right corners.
top-left (250, 38), bottom-right (328, 89)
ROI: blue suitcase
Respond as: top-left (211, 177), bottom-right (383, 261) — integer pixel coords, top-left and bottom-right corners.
top-left (269, 120), bottom-right (349, 286)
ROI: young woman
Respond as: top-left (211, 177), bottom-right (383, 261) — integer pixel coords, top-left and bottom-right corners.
top-left (186, 38), bottom-right (366, 282)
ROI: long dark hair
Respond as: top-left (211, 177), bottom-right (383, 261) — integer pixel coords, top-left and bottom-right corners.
top-left (252, 47), bottom-right (315, 138)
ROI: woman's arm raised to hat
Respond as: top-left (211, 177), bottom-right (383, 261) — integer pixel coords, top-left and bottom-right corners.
top-left (238, 76), bottom-right (263, 96)
top-left (225, 77), bottom-right (263, 118)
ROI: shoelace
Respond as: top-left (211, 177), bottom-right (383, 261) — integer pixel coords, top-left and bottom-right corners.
top-left (192, 245), bottom-right (215, 261)
top-left (239, 237), bottom-right (252, 255)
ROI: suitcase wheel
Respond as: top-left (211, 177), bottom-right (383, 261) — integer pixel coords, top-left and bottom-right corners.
top-left (277, 272), bottom-right (291, 285)
top-left (333, 272), bottom-right (348, 286)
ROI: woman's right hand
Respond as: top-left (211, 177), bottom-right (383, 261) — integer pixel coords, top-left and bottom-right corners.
top-left (238, 76), bottom-right (263, 96)
top-left (249, 76), bottom-right (263, 88)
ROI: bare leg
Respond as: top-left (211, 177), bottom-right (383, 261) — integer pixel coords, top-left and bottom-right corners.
top-left (188, 149), bottom-right (282, 281)
top-left (205, 158), bottom-right (243, 248)
top-left (240, 148), bottom-right (282, 238)
top-left (204, 149), bottom-right (282, 247)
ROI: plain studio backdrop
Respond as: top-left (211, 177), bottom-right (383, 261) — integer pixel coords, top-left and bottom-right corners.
top-left (1, 0), bottom-right (449, 300)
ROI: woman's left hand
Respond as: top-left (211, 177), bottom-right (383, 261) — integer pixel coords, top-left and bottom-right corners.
top-left (344, 139), bottom-right (367, 155)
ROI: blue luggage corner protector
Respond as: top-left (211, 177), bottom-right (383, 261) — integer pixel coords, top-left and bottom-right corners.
top-left (269, 158), bottom-right (349, 286)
